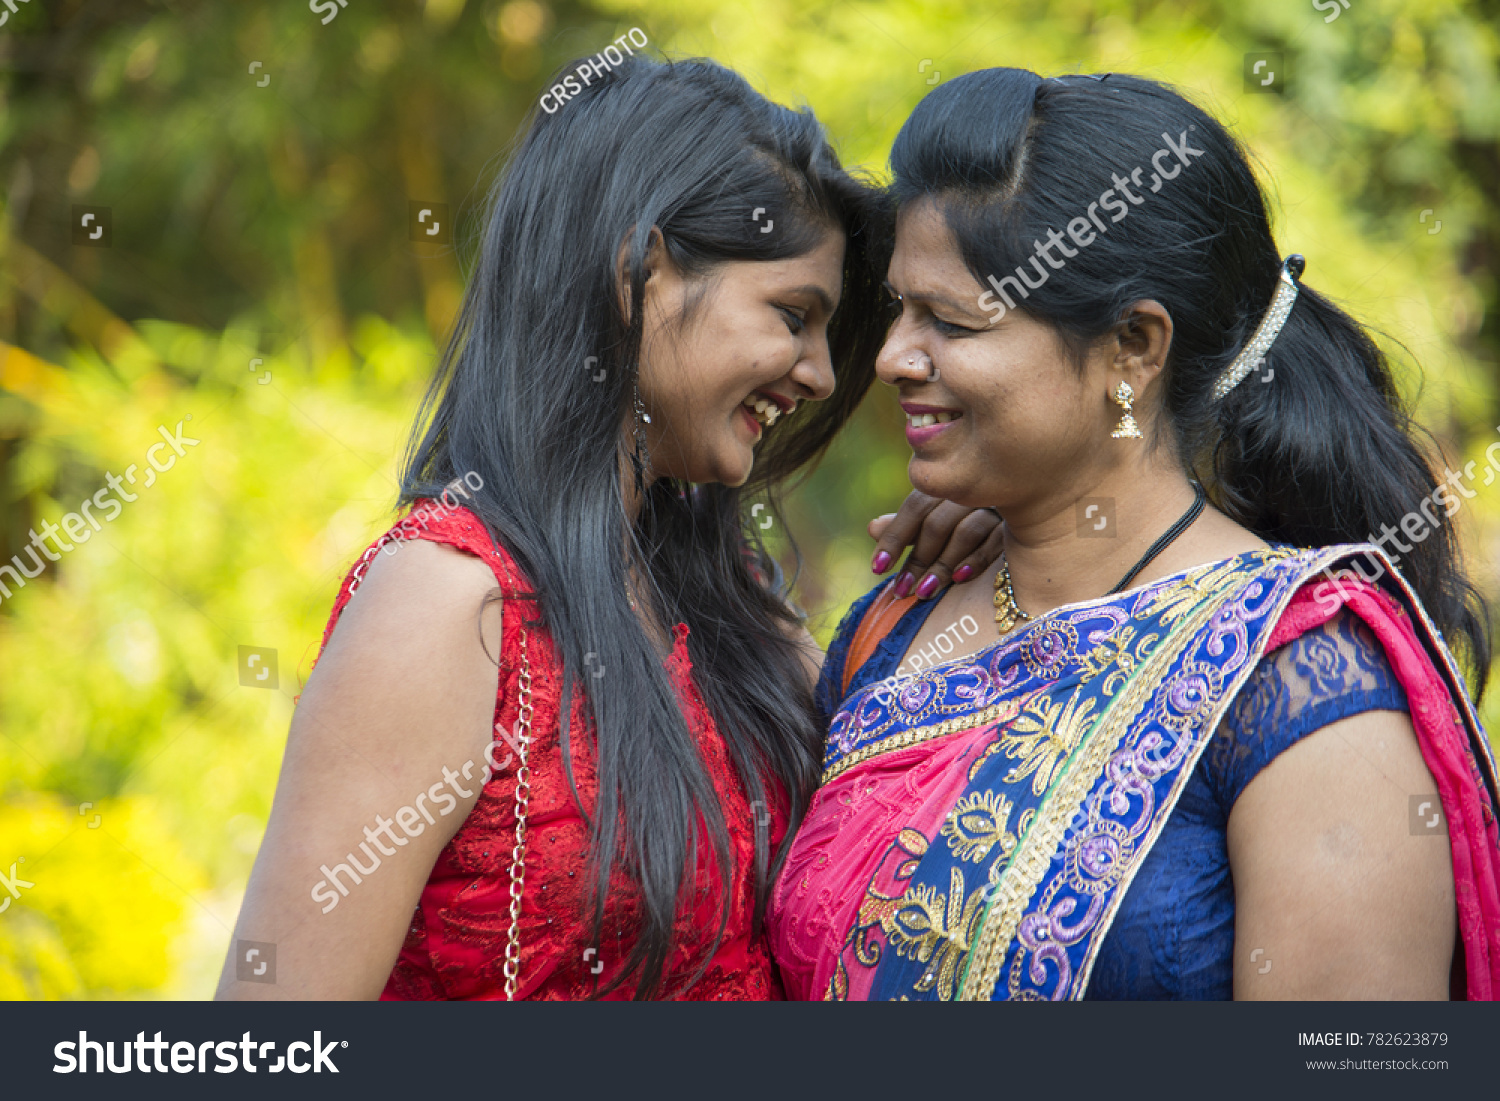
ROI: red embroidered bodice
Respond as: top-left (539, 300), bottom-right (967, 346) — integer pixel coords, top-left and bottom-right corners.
top-left (313, 501), bottom-right (787, 999)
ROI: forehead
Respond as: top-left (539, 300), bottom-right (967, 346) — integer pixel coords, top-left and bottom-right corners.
top-left (890, 200), bottom-right (973, 286)
top-left (728, 226), bottom-right (846, 308)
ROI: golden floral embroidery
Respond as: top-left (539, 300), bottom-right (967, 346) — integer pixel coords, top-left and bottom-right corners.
top-left (885, 866), bottom-right (990, 1000)
top-left (1076, 625), bottom-right (1164, 698)
top-left (1074, 624), bottom-right (1137, 694)
top-left (826, 957), bottom-right (849, 1001)
top-left (895, 828), bottom-right (930, 877)
top-left (824, 686), bottom-right (1045, 784)
top-left (1138, 555), bottom-right (1265, 623)
top-left (959, 553), bottom-right (1304, 1000)
top-left (994, 690), bottom-right (1100, 797)
top-left (841, 828), bottom-right (929, 973)
top-left (940, 790), bottom-right (1017, 863)
top-left (821, 547), bottom-right (1319, 1003)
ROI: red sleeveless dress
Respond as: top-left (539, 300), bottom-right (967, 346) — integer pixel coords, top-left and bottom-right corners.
top-left (313, 500), bottom-right (788, 999)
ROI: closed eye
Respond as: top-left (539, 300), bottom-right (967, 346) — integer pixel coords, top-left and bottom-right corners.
top-left (779, 305), bottom-right (807, 335)
top-left (885, 282), bottom-right (978, 336)
top-left (932, 316), bottom-right (980, 336)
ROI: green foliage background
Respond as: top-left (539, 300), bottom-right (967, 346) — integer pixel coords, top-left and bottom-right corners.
top-left (1, 0), bottom-right (1497, 997)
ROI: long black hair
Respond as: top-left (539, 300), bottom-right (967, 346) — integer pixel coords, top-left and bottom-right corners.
top-left (400, 56), bottom-right (890, 996)
top-left (889, 67), bottom-right (1490, 697)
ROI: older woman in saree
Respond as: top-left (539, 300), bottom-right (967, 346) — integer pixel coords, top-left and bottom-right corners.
top-left (768, 68), bottom-right (1500, 1000)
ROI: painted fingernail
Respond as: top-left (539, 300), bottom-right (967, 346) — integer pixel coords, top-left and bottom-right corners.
top-left (952, 564), bottom-right (974, 583)
top-left (892, 571), bottom-right (914, 598)
top-left (916, 573), bottom-right (941, 599)
top-left (872, 550), bottom-right (893, 574)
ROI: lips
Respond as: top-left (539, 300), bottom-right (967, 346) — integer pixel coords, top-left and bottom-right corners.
top-left (742, 390), bottom-right (795, 427)
top-left (901, 402), bottom-right (962, 446)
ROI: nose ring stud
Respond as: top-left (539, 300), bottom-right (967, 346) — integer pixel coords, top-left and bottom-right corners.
top-left (907, 353), bottom-right (940, 382)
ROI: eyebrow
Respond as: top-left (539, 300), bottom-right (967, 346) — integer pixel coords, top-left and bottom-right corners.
top-left (786, 283), bottom-right (838, 315)
top-left (885, 280), bottom-right (975, 316)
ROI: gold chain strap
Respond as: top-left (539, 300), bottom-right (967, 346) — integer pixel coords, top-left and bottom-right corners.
top-left (501, 622), bottom-right (535, 1001)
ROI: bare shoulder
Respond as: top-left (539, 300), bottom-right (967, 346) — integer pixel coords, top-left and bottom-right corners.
top-left (297, 536), bottom-right (504, 778)
top-left (336, 537), bottom-right (500, 639)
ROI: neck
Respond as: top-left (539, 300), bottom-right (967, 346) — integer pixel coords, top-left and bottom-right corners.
top-left (1000, 454), bottom-right (1201, 614)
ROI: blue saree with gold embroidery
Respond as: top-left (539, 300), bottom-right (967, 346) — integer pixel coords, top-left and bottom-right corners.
top-left (768, 546), bottom-right (1500, 1000)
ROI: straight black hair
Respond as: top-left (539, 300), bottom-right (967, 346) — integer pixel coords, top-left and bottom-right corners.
top-left (890, 67), bottom-right (1490, 697)
top-left (400, 56), bottom-right (890, 996)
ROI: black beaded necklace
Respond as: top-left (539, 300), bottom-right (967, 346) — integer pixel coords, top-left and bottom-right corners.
top-left (992, 482), bottom-right (1207, 633)
top-left (1105, 481), bottom-right (1207, 594)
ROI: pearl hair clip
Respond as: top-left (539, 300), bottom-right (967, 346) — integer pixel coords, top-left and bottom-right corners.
top-left (1211, 254), bottom-right (1305, 400)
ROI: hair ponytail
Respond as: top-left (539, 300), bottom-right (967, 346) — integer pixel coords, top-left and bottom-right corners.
top-left (1204, 281), bottom-right (1491, 696)
top-left (891, 67), bottom-right (1490, 697)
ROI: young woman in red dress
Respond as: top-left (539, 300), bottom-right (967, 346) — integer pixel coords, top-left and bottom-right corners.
top-left (215, 56), bottom-right (1001, 1000)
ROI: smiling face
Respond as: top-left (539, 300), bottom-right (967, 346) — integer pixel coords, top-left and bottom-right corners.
top-left (876, 199), bottom-right (1129, 519)
top-left (636, 226), bottom-right (845, 488)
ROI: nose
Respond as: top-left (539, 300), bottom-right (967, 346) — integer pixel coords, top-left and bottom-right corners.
top-left (876, 319), bottom-right (935, 388)
top-left (790, 337), bottom-right (837, 403)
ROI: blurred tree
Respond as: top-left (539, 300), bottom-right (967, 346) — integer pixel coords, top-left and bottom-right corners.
top-left (0, 0), bottom-right (624, 561)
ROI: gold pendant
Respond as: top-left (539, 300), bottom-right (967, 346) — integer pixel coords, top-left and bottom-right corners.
top-left (992, 557), bottom-right (1031, 635)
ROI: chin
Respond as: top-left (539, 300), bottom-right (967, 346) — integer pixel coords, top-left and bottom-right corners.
top-left (684, 450), bottom-right (754, 489)
top-left (908, 461), bottom-right (993, 511)
top-left (907, 457), bottom-right (969, 503)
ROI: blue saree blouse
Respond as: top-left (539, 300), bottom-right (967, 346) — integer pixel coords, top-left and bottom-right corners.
top-left (814, 570), bottom-right (1408, 1000)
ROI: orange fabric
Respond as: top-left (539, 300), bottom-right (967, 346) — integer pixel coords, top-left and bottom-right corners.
top-left (841, 582), bottom-right (922, 697)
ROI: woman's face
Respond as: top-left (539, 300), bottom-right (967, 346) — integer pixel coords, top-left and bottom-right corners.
top-left (876, 200), bottom-right (1123, 517)
top-left (637, 227), bottom-right (845, 488)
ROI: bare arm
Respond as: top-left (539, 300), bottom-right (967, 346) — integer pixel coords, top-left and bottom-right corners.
top-left (1228, 709), bottom-right (1455, 999)
top-left (215, 540), bottom-right (503, 999)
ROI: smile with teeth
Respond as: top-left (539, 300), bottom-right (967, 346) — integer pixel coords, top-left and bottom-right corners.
top-left (743, 394), bottom-right (786, 427)
top-left (907, 411), bottom-right (959, 428)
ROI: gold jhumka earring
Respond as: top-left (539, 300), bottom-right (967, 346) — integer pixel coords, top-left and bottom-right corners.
top-left (1111, 380), bottom-right (1143, 439)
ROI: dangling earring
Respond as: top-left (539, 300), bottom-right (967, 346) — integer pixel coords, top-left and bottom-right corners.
top-left (630, 382), bottom-right (653, 494)
top-left (1111, 380), bottom-right (1142, 439)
